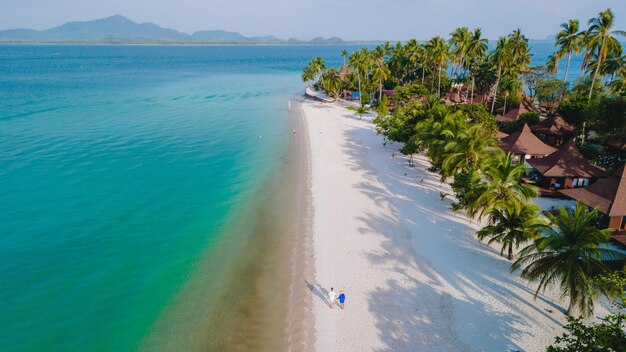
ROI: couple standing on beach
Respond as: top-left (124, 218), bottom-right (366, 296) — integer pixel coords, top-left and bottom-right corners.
top-left (328, 287), bottom-right (346, 309)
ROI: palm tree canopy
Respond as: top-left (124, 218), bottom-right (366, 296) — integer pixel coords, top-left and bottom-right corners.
top-left (490, 36), bottom-right (512, 74)
top-left (476, 202), bottom-right (545, 259)
top-left (470, 153), bottom-right (538, 218)
top-left (583, 8), bottom-right (625, 71)
top-left (466, 28), bottom-right (488, 71)
top-left (555, 19), bottom-right (581, 57)
top-left (449, 27), bottom-right (471, 69)
top-left (512, 201), bottom-right (624, 317)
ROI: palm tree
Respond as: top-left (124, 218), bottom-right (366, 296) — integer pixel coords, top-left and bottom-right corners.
top-left (321, 67), bottom-right (343, 98)
top-left (512, 201), bottom-right (624, 317)
top-left (301, 57), bottom-right (326, 85)
top-left (405, 39), bottom-right (423, 82)
top-left (440, 119), bottom-right (498, 178)
top-left (470, 153), bottom-right (538, 218)
top-left (466, 28), bottom-right (488, 103)
top-left (349, 49), bottom-right (369, 106)
top-left (477, 202), bottom-right (545, 260)
top-left (301, 66), bottom-right (315, 84)
top-left (372, 48), bottom-right (391, 102)
top-left (555, 19), bottom-right (581, 84)
top-left (341, 49), bottom-right (348, 67)
top-left (583, 8), bottom-right (626, 98)
top-left (449, 27), bottom-right (470, 79)
top-left (507, 29), bottom-right (531, 96)
top-left (608, 68), bottom-right (626, 95)
top-left (489, 36), bottom-right (512, 113)
top-left (545, 52), bottom-right (561, 76)
top-left (425, 36), bottom-right (450, 97)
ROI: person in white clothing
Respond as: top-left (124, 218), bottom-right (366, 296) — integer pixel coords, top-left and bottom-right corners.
top-left (328, 287), bottom-right (336, 309)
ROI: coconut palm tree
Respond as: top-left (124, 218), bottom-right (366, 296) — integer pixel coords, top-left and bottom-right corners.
top-left (470, 153), bottom-right (538, 218)
top-left (466, 28), bottom-right (489, 103)
top-left (372, 47), bottom-right (391, 102)
top-left (545, 52), bottom-right (561, 76)
top-left (449, 27), bottom-right (471, 79)
top-left (301, 57), bottom-right (326, 85)
top-left (440, 120), bottom-right (498, 178)
top-left (425, 36), bottom-right (450, 97)
top-left (301, 66), bottom-right (315, 84)
top-left (489, 36), bottom-right (512, 113)
top-left (507, 29), bottom-right (531, 94)
top-left (320, 67), bottom-right (343, 98)
top-left (608, 68), bottom-right (626, 95)
top-left (349, 49), bottom-right (369, 106)
top-left (477, 202), bottom-right (545, 260)
top-left (341, 49), bottom-right (348, 67)
top-left (583, 8), bottom-right (626, 98)
top-left (512, 201), bottom-right (624, 317)
top-left (555, 19), bottom-right (582, 84)
top-left (405, 39), bottom-right (423, 82)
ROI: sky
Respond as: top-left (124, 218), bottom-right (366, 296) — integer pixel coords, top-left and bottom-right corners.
top-left (0, 0), bottom-right (624, 41)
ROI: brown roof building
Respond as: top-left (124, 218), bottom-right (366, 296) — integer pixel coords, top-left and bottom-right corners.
top-left (560, 165), bottom-right (626, 231)
top-left (531, 114), bottom-right (575, 147)
top-left (496, 102), bottom-right (529, 123)
top-left (499, 124), bottom-right (556, 163)
top-left (527, 140), bottom-right (608, 191)
top-left (496, 130), bottom-right (509, 139)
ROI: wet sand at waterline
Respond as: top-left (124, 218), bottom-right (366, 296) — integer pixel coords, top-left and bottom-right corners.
top-left (139, 101), bottom-right (313, 351)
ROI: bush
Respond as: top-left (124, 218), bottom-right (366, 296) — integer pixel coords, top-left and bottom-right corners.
top-left (518, 111), bottom-right (540, 126)
top-left (500, 112), bottom-right (540, 134)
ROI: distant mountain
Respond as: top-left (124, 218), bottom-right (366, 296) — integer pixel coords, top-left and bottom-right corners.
top-left (0, 15), bottom-right (345, 44)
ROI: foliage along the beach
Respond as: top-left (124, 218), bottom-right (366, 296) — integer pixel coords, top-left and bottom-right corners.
top-left (302, 6), bottom-right (626, 348)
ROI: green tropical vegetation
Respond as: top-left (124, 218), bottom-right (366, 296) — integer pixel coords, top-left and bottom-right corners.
top-left (302, 8), bottom-right (625, 349)
top-left (512, 202), bottom-right (622, 317)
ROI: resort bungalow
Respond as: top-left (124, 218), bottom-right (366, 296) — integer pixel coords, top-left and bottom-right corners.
top-left (526, 140), bottom-right (608, 191)
top-left (559, 165), bottom-right (626, 231)
top-left (499, 124), bottom-right (556, 165)
top-left (496, 102), bottom-right (529, 123)
top-left (530, 114), bottom-right (575, 147)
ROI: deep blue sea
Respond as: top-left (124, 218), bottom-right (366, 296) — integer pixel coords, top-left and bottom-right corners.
top-left (0, 41), bottom-right (574, 351)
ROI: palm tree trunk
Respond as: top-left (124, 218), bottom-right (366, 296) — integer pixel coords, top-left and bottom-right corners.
top-left (438, 63), bottom-right (442, 97)
top-left (379, 78), bottom-right (383, 102)
top-left (421, 68), bottom-right (425, 85)
top-left (508, 245), bottom-right (513, 260)
top-left (503, 95), bottom-right (508, 116)
top-left (588, 48), bottom-right (602, 99)
top-left (490, 67), bottom-right (501, 114)
top-left (563, 51), bottom-right (572, 83)
top-left (471, 75), bottom-right (475, 103)
top-left (357, 71), bottom-right (363, 107)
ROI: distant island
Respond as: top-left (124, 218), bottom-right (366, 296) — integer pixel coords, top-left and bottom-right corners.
top-left (0, 14), bottom-right (350, 44)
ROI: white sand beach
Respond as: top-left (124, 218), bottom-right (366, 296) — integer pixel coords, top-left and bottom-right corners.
top-left (302, 99), bottom-right (610, 352)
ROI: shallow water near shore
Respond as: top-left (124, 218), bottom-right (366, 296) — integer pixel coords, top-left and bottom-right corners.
top-left (1, 42), bottom-right (569, 351)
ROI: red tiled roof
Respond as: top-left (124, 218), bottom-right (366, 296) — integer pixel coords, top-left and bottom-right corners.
top-left (496, 102), bottom-right (528, 123)
top-left (527, 140), bottom-right (608, 178)
top-left (339, 65), bottom-right (352, 81)
top-left (531, 114), bottom-right (575, 136)
top-left (499, 124), bottom-right (557, 156)
top-left (559, 165), bottom-right (626, 216)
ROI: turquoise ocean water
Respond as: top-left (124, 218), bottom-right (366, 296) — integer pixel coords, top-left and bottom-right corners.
top-left (0, 42), bottom-right (576, 351)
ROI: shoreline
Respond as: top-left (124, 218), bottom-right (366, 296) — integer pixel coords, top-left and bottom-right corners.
top-left (138, 98), bottom-right (312, 351)
top-left (301, 99), bottom-right (610, 351)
